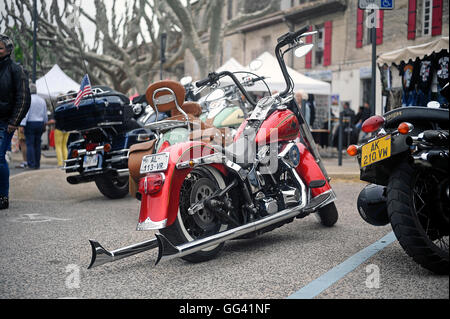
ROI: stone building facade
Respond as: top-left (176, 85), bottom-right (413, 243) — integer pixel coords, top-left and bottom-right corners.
top-left (184, 0), bottom-right (449, 115)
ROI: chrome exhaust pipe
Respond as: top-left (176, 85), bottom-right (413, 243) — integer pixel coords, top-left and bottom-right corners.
top-left (88, 238), bottom-right (158, 269)
top-left (155, 203), bottom-right (306, 265)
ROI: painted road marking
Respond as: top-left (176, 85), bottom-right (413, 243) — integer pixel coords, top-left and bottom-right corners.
top-left (8, 213), bottom-right (70, 223)
top-left (287, 231), bottom-right (396, 299)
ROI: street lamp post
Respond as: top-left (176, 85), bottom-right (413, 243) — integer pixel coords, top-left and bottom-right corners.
top-left (32, 0), bottom-right (37, 83)
top-left (160, 33), bottom-right (167, 80)
top-left (370, 13), bottom-right (376, 117)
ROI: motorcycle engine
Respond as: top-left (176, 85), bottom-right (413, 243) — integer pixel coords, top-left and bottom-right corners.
top-left (255, 192), bottom-right (278, 216)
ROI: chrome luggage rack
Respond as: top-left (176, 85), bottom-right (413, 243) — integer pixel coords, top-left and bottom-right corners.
top-left (144, 120), bottom-right (189, 133)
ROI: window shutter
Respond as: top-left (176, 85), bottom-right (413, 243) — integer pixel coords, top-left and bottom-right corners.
top-left (431, 0), bottom-right (443, 36)
top-left (407, 0), bottom-right (417, 40)
top-left (305, 26), bottom-right (312, 69)
top-left (376, 10), bottom-right (384, 45)
top-left (323, 21), bottom-right (332, 66)
top-left (356, 8), bottom-right (364, 48)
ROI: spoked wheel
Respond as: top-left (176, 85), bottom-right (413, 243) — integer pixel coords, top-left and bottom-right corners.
top-left (159, 167), bottom-right (228, 263)
top-left (387, 162), bottom-right (449, 274)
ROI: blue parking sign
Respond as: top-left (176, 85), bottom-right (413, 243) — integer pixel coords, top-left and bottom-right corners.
top-left (358, 0), bottom-right (395, 10)
top-left (380, 0), bottom-right (394, 9)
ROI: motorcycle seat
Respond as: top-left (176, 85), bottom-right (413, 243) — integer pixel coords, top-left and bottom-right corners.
top-left (384, 107), bottom-right (449, 129)
top-left (145, 80), bottom-right (214, 131)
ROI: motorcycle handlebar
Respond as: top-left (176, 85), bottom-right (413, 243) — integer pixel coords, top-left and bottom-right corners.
top-left (195, 71), bottom-right (257, 107)
top-left (195, 75), bottom-right (215, 88)
top-left (276, 25), bottom-right (310, 46)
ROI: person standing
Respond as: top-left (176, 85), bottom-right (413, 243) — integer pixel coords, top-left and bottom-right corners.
top-left (0, 34), bottom-right (31, 209)
top-left (306, 94), bottom-right (316, 127)
top-left (14, 126), bottom-right (27, 168)
top-left (50, 93), bottom-right (71, 167)
top-left (356, 102), bottom-right (371, 142)
top-left (21, 83), bottom-right (48, 170)
top-left (295, 90), bottom-right (310, 125)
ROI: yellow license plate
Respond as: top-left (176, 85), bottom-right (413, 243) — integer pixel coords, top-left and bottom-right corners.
top-left (361, 135), bottom-right (391, 167)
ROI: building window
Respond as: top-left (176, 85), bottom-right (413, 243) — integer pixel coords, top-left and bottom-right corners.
top-left (422, 0), bottom-right (432, 36)
top-left (361, 79), bottom-right (371, 106)
top-left (261, 35), bottom-right (271, 53)
top-left (315, 27), bottom-right (324, 66)
top-left (227, 0), bottom-right (233, 20)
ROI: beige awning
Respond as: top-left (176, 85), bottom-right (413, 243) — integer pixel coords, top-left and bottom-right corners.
top-left (377, 37), bottom-right (449, 65)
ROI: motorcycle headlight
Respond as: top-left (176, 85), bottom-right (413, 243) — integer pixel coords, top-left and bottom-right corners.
top-left (278, 144), bottom-right (300, 168)
top-left (132, 103), bottom-right (143, 115)
top-left (287, 144), bottom-right (300, 167)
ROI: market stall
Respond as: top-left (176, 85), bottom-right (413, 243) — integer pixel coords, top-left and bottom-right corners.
top-left (377, 37), bottom-right (449, 112)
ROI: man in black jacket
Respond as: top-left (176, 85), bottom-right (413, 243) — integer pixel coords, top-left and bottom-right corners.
top-left (0, 34), bottom-right (31, 209)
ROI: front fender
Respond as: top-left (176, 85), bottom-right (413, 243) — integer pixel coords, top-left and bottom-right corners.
top-left (137, 141), bottom-right (227, 231)
top-left (296, 142), bottom-right (331, 197)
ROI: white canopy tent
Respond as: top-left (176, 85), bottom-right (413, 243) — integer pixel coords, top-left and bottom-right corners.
top-left (244, 52), bottom-right (331, 95)
top-left (36, 64), bottom-right (80, 99)
top-left (214, 53), bottom-right (331, 95)
top-left (216, 58), bottom-right (249, 73)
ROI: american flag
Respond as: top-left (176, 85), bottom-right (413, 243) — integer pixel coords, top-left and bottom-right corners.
top-left (74, 74), bottom-right (93, 107)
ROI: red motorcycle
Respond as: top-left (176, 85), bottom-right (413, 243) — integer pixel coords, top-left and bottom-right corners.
top-left (88, 26), bottom-right (338, 268)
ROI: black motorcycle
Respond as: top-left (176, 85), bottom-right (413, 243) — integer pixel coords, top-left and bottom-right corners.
top-left (55, 86), bottom-right (156, 199)
top-left (347, 94), bottom-right (449, 274)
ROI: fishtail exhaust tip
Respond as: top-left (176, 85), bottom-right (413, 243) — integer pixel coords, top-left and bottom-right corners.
top-left (155, 234), bottom-right (179, 265)
top-left (88, 240), bottom-right (113, 269)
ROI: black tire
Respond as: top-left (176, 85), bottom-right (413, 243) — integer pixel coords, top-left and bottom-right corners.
top-left (94, 175), bottom-right (129, 199)
top-left (317, 202), bottom-right (339, 227)
top-left (387, 162), bottom-right (449, 274)
top-left (160, 168), bottom-right (227, 263)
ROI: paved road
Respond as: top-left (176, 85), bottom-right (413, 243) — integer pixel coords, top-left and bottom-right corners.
top-left (0, 168), bottom-right (448, 300)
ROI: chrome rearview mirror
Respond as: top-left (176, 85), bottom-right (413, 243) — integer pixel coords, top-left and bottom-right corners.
top-left (180, 76), bottom-right (192, 86)
top-left (294, 43), bottom-right (314, 58)
top-left (249, 59), bottom-right (263, 71)
top-left (299, 31), bottom-right (318, 38)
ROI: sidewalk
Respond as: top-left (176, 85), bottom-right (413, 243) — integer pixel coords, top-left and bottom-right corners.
top-left (321, 156), bottom-right (360, 181)
top-left (9, 150), bottom-right (58, 175)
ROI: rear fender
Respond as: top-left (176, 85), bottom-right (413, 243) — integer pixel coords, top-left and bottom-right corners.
top-left (296, 142), bottom-right (331, 197)
top-left (137, 141), bottom-right (227, 231)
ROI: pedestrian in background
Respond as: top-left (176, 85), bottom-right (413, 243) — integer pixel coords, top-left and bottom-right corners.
top-left (295, 90), bottom-right (310, 125)
top-left (306, 94), bottom-right (316, 127)
top-left (0, 34), bottom-right (31, 209)
top-left (21, 83), bottom-right (47, 170)
top-left (50, 93), bottom-right (71, 167)
top-left (356, 102), bottom-right (371, 142)
top-left (14, 126), bottom-right (27, 168)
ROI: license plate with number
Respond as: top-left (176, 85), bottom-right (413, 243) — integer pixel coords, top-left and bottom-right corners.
top-left (83, 154), bottom-right (99, 168)
top-left (140, 152), bottom-right (170, 174)
top-left (361, 135), bottom-right (391, 168)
